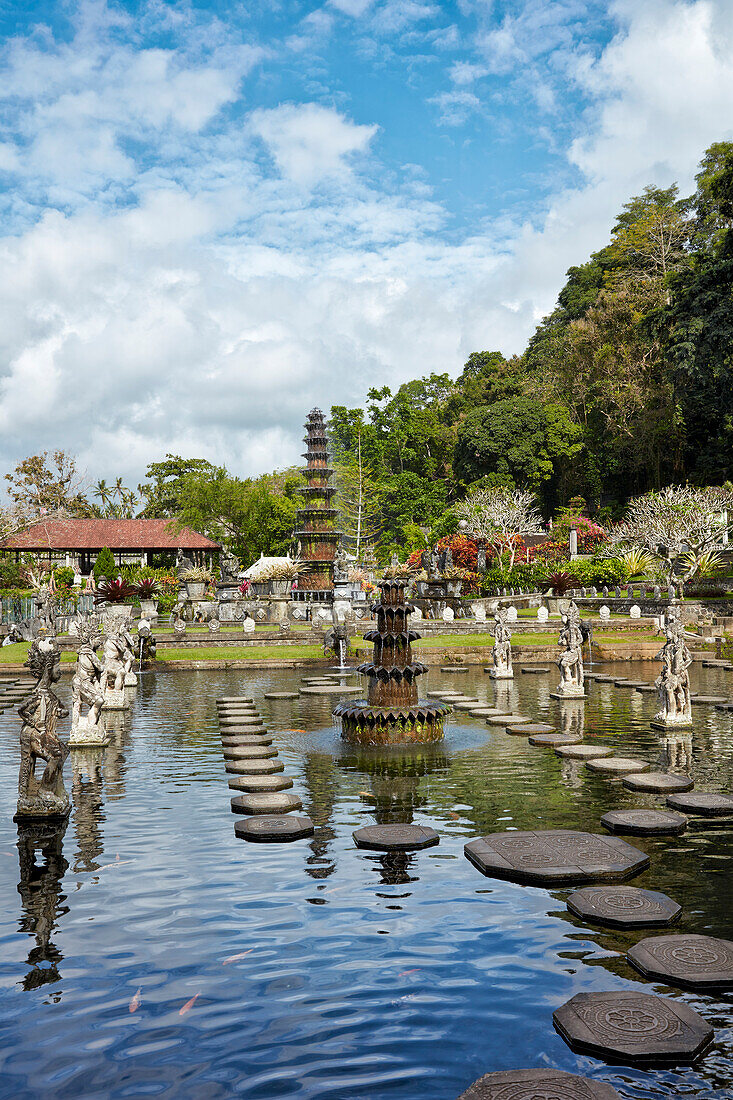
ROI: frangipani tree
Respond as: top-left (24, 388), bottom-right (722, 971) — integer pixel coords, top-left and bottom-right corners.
top-left (610, 485), bottom-right (733, 582)
top-left (455, 487), bottom-right (543, 575)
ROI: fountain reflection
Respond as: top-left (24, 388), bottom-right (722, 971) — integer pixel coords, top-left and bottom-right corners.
top-left (16, 822), bottom-right (69, 991)
top-left (557, 699), bottom-right (585, 738)
top-left (300, 752), bottom-right (339, 881)
top-left (340, 745), bottom-right (450, 825)
top-left (369, 851), bottom-right (419, 888)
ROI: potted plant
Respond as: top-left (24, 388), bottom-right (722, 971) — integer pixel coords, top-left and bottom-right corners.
top-left (443, 566), bottom-right (465, 598)
top-left (135, 577), bottom-right (161, 617)
top-left (93, 578), bottom-right (137, 606)
top-left (267, 559), bottom-right (304, 596)
top-left (180, 566), bottom-right (214, 600)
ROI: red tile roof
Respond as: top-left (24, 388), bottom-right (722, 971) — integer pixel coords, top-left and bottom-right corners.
top-left (1, 518), bottom-right (220, 552)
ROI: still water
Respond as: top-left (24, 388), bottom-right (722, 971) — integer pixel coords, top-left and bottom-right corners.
top-left (1, 662), bottom-right (732, 1099)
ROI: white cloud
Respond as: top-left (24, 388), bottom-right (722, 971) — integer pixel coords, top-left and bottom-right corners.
top-left (430, 89), bottom-right (481, 126)
top-left (329, 0), bottom-right (375, 16)
top-left (249, 104), bottom-right (379, 185)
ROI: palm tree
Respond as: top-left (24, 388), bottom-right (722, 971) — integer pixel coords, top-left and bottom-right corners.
top-left (94, 480), bottom-right (112, 513)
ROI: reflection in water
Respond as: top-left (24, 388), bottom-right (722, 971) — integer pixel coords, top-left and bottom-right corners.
top-left (557, 699), bottom-right (585, 738)
top-left (301, 752), bottom-right (339, 880)
top-left (369, 851), bottom-right (418, 887)
top-left (71, 750), bottom-right (106, 873)
top-left (340, 746), bottom-right (450, 824)
top-left (16, 822), bottom-right (69, 991)
top-left (101, 711), bottom-right (130, 798)
top-left (660, 730), bottom-right (693, 771)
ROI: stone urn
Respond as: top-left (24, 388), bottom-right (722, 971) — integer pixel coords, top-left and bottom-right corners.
top-left (270, 580), bottom-right (290, 596)
top-left (445, 579), bottom-right (463, 598)
top-left (139, 598), bottom-right (158, 618)
top-left (184, 581), bottom-right (206, 599)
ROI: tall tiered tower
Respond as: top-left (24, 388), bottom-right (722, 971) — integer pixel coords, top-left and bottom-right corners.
top-left (294, 408), bottom-right (340, 598)
top-left (334, 579), bottom-right (449, 744)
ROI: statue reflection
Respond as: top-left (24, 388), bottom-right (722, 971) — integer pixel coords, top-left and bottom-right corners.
top-left (16, 822), bottom-right (69, 991)
top-left (659, 730), bottom-right (693, 772)
top-left (102, 711), bottom-right (130, 799)
top-left (557, 699), bottom-right (585, 739)
top-left (71, 749), bottom-right (106, 874)
top-left (300, 752), bottom-right (340, 881)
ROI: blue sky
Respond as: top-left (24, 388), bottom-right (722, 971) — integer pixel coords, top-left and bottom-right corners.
top-left (0, 0), bottom-right (731, 487)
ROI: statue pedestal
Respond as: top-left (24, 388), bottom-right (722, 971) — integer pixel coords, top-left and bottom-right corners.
top-left (102, 687), bottom-right (129, 711)
top-left (490, 668), bottom-right (514, 680)
top-left (651, 716), bottom-right (693, 730)
top-left (550, 687), bottom-right (586, 700)
top-left (14, 793), bottom-right (70, 822)
top-left (69, 715), bottom-right (111, 748)
top-left (124, 672), bottom-right (138, 688)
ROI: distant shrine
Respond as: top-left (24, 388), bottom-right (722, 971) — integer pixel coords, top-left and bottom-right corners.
top-left (293, 408), bottom-right (340, 602)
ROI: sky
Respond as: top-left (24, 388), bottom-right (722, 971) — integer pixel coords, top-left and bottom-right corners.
top-left (0, 0), bottom-right (732, 493)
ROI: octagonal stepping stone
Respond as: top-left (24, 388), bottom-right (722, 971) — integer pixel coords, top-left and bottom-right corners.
top-left (456, 1069), bottom-right (621, 1100)
top-left (485, 713), bottom-right (530, 726)
top-left (469, 708), bottom-right (500, 718)
top-left (601, 809), bottom-right (687, 836)
top-left (628, 933), bottom-right (733, 991)
top-left (623, 772), bottom-right (694, 794)
top-left (218, 705), bottom-right (258, 712)
top-left (220, 715), bottom-right (264, 726)
top-left (442, 666), bottom-right (469, 673)
top-left (715, 702), bottom-right (733, 711)
top-left (555, 744), bottom-right (613, 760)
top-left (264, 691), bottom-right (298, 699)
top-left (222, 745), bottom-right (278, 760)
top-left (221, 735), bottom-right (274, 747)
top-left (427, 690), bottom-right (460, 699)
top-left (353, 824), bottom-right (439, 851)
top-left (567, 886), bottom-right (681, 929)
top-left (635, 685), bottom-right (658, 694)
top-left (553, 990), bottom-right (713, 1064)
top-left (507, 722), bottom-right (555, 736)
top-left (529, 732), bottom-right (582, 746)
top-left (691, 694), bottom-right (728, 704)
top-left (613, 679), bottom-right (639, 687)
top-left (301, 677), bottom-right (338, 684)
top-left (218, 696), bottom-right (254, 703)
top-left (225, 759), bottom-right (284, 775)
top-left (300, 685), bottom-right (362, 694)
top-left (228, 774), bottom-right (293, 793)
top-left (231, 791), bottom-right (302, 815)
top-left (235, 814), bottom-right (314, 843)
top-left (702, 658), bottom-right (729, 667)
top-left (587, 757), bottom-right (650, 776)
top-left (666, 791), bottom-right (733, 816)
top-left (593, 675), bottom-right (616, 683)
top-left (221, 727), bottom-right (269, 739)
top-left (453, 700), bottom-right (481, 710)
top-left (464, 829), bottom-right (648, 885)
top-left (519, 667), bottom-right (550, 674)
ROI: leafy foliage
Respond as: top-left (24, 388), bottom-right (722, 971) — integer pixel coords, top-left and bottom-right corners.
top-left (93, 547), bottom-right (116, 582)
top-left (94, 578), bottom-right (136, 604)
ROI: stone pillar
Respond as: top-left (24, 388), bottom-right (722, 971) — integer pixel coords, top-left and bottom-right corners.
top-left (569, 530), bottom-right (578, 559)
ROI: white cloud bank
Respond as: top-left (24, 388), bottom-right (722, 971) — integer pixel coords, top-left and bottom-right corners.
top-left (0, 0), bottom-right (732, 488)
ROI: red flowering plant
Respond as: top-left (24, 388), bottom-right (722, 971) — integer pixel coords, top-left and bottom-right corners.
top-left (94, 578), bottom-right (136, 604)
top-left (552, 515), bottom-right (607, 553)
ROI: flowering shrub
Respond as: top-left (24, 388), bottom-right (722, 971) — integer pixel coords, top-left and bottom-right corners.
top-left (238, 579), bottom-right (251, 596)
top-left (551, 514), bottom-right (607, 553)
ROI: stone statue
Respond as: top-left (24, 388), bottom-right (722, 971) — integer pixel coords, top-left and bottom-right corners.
top-left (15, 638), bottom-right (70, 821)
top-left (120, 617), bottom-right (138, 687)
top-left (553, 601), bottom-right (586, 698)
top-left (390, 552), bottom-right (400, 570)
top-left (334, 545), bottom-right (349, 584)
top-left (490, 608), bottom-right (514, 679)
top-left (477, 545), bottom-right (487, 572)
top-left (175, 548), bottom-right (195, 579)
top-left (219, 548), bottom-right (240, 584)
top-left (428, 548), bottom-right (440, 580)
top-left (69, 620), bottom-right (109, 747)
top-left (35, 585), bottom-right (56, 635)
top-left (444, 546), bottom-right (453, 571)
top-left (652, 611), bottom-right (693, 728)
top-left (137, 618), bottom-right (157, 664)
top-left (101, 618), bottom-right (130, 710)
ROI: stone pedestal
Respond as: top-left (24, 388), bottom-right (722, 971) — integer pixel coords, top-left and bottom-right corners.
top-left (124, 671), bottom-right (138, 688)
top-left (490, 667), bottom-right (514, 680)
top-left (69, 715), bottom-right (111, 748)
top-left (102, 687), bottom-right (129, 711)
top-left (651, 715), bottom-right (693, 730)
top-left (550, 686), bottom-right (586, 699)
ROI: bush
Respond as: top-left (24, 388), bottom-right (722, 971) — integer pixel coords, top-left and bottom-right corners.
top-left (94, 547), bottom-right (116, 582)
top-left (567, 556), bottom-right (631, 587)
top-left (53, 566), bottom-right (75, 587)
top-left (0, 559), bottom-right (26, 589)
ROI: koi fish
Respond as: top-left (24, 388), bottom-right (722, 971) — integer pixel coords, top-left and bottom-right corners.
top-left (129, 988), bottom-right (142, 1013)
top-left (222, 950), bottom-right (253, 965)
top-left (179, 993), bottom-right (200, 1016)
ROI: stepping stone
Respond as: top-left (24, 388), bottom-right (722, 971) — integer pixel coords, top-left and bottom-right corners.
top-left (231, 792), bottom-right (303, 815)
top-left (587, 757), bottom-right (650, 776)
top-left (529, 731), bottom-right (582, 746)
top-left (427, 690), bottom-right (460, 699)
top-left (300, 685), bottom-right (362, 694)
top-left (628, 933), bottom-right (733, 991)
top-left (221, 726), bottom-right (268, 737)
top-left (567, 885), bottom-right (681, 928)
top-left (222, 746), bottom-right (278, 760)
top-left (485, 714), bottom-right (530, 726)
top-left (220, 715), bottom-right (264, 726)
top-left (221, 735), bottom-right (273, 747)
top-left (469, 708), bottom-right (500, 718)
top-left (235, 814), bottom-right (314, 843)
top-left (264, 692), bottom-right (298, 699)
top-left (555, 744), bottom-right (613, 760)
top-left (635, 685), bottom-right (658, 694)
top-left (691, 694), bottom-right (728, 704)
top-left (353, 824), bottom-right (439, 851)
top-left (218, 696), bottom-right (254, 703)
top-left (715, 702), bottom-right (733, 712)
top-left (593, 675), bottom-right (616, 683)
top-left (601, 809), bottom-right (687, 836)
top-left (702, 658), bottom-right (729, 667)
top-left (519, 667), bottom-right (550, 674)
top-left (666, 791), bottom-right (733, 816)
top-left (553, 991), bottom-right (713, 1064)
top-left (225, 759), bottom-right (284, 775)
top-left (452, 700), bottom-right (481, 710)
top-left (456, 1069), bottom-right (621, 1099)
top-left (464, 829), bottom-right (648, 885)
top-left (442, 666), bottom-right (469, 673)
top-left (506, 722), bottom-right (555, 736)
top-left (613, 679), bottom-right (638, 687)
top-left (218, 705), bottom-right (258, 713)
top-left (622, 772), bottom-right (694, 794)
top-left (228, 774), bottom-right (293, 793)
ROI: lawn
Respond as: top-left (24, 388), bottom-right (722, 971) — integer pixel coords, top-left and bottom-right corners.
top-left (352, 631), bottom-right (662, 650)
top-left (157, 644), bottom-right (325, 661)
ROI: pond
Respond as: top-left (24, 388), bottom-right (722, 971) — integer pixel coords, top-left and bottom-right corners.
top-left (1, 661), bottom-right (732, 1099)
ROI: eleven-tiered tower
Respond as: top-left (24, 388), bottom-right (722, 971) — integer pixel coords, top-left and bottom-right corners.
top-left (334, 579), bottom-right (449, 744)
top-left (294, 408), bottom-right (340, 598)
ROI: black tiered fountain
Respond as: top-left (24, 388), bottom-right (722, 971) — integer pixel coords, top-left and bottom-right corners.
top-left (333, 579), bottom-right (449, 745)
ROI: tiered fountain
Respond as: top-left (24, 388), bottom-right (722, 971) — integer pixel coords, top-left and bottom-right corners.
top-left (334, 579), bottom-right (449, 744)
top-left (293, 408), bottom-right (340, 600)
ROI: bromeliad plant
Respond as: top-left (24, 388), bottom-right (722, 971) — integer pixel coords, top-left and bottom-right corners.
top-left (135, 578), bottom-right (161, 599)
top-left (543, 571), bottom-right (580, 596)
top-left (94, 578), bottom-right (137, 604)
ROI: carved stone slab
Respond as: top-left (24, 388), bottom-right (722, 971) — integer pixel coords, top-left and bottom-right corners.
top-left (218, 696), bottom-right (254, 703)
top-left (221, 735), bottom-right (274, 747)
top-left (507, 723), bottom-right (555, 736)
top-left (231, 791), bottom-right (302, 815)
top-left (456, 1068), bottom-right (622, 1099)
top-left (587, 757), bottom-right (650, 775)
top-left (264, 692), bottom-right (299, 699)
top-left (555, 744), bottom-right (612, 760)
top-left (567, 886), bottom-right (681, 928)
top-left (235, 814), bottom-right (314, 843)
top-left (228, 775), bottom-right (293, 793)
top-left (601, 809), bottom-right (687, 836)
top-left (222, 745), bottom-right (278, 760)
top-left (667, 791), bottom-right (733, 816)
top-left (225, 759), bottom-right (284, 775)
top-left (485, 714), bottom-right (531, 725)
top-left (464, 830), bottom-right (649, 885)
top-left (628, 934), bottom-right (733, 990)
top-left (519, 667), bottom-right (550, 674)
top-left (622, 772), bottom-right (694, 794)
top-left (300, 685), bottom-right (362, 694)
top-left (353, 824), bottom-right (439, 851)
top-left (553, 991), bottom-right (713, 1063)
top-left (529, 732), bottom-right (583, 746)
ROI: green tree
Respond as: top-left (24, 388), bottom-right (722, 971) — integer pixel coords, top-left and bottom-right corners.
top-left (5, 451), bottom-right (91, 518)
top-left (94, 547), bottom-right (116, 582)
top-left (139, 455), bottom-right (220, 517)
